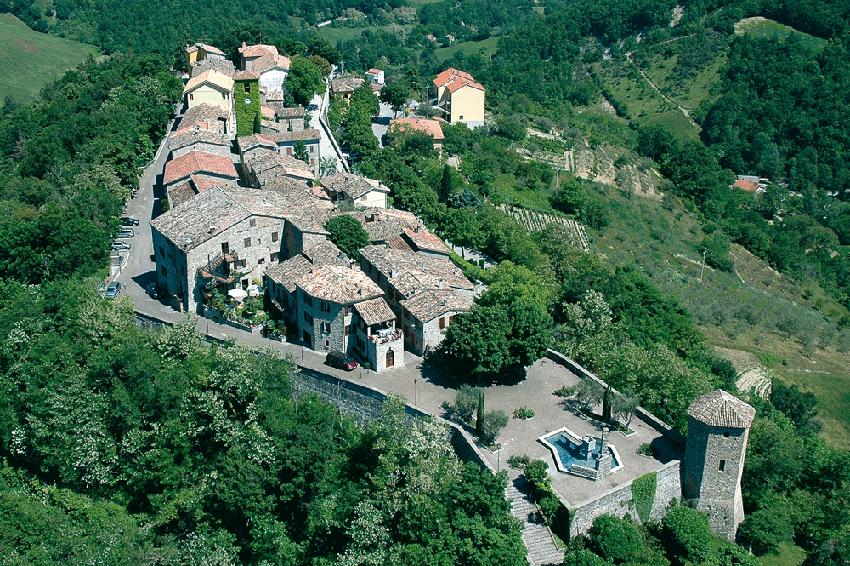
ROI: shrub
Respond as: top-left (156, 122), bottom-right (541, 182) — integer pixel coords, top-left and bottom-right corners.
top-left (631, 472), bottom-right (657, 524)
top-left (444, 384), bottom-right (480, 424)
top-left (477, 410), bottom-right (508, 445)
top-left (587, 515), bottom-right (648, 564)
top-left (636, 443), bottom-right (654, 457)
top-left (324, 215), bottom-right (369, 259)
top-left (507, 454), bottom-right (530, 469)
top-left (661, 504), bottom-right (712, 565)
top-left (701, 232), bottom-right (734, 271)
top-left (554, 385), bottom-right (576, 397)
top-left (515, 408), bottom-right (534, 423)
top-left (562, 549), bottom-right (608, 566)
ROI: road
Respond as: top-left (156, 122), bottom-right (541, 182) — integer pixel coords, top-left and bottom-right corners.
top-left (311, 82), bottom-right (348, 173)
top-left (371, 101), bottom-right (394, 147)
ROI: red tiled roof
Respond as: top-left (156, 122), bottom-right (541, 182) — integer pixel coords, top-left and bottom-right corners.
top-left (391, 117), bottom-right (444, 141)
top-left (733, 179), bottom-right (759, 192)
top-left (184, 69), bottom-right (234, 94)
top-left (367, 68), bottom-right (382, 75)
top-left (190, 174), bottom-right (224, 193)
top-left (239, 43), bottom-right (279, 59)
top-left (187, 43), bottom-right (225, 56)
top-left (251, 54), bottom-right (291, 73)
top-left (433, 68), bottom-right (474, 88)
top-left (163, 151), bottom-right (237, 186)
top-left (402, 226), bottom-right (451, 255)
top-left (446, 76), bottom-right (484, 93)
top-left (234, 70), bottom-right (259, 81)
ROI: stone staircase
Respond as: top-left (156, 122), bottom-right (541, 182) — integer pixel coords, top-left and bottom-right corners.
top-left (506, 479), bottom-right (564, 566)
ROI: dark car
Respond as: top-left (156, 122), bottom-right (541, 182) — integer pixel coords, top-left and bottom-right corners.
top-left (121, 216), bottom-right (139, 226)
top-left (104, 281), bottom-right (121, 300)
top-left (325, 351), bottom-right (358, 371)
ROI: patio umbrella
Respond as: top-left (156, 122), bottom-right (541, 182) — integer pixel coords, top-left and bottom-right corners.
top-left (228, 288), bottom-right (248, 301)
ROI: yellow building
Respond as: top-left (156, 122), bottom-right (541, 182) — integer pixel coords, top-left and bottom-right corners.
top-left (186, 43), bottom-right (226, 69)
top-left (183, 70), bottom-right (235, 136)
top-left (433, 68), bottom-right (485, 127)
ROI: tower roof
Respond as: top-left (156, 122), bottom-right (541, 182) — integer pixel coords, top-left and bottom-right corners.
top-left (688, 390), bottom-right (755, 428)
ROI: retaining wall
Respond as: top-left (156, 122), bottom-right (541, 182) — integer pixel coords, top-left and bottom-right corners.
top-left (568, 460), bottom-right (681, 537)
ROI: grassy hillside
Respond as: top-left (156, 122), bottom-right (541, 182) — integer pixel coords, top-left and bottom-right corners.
top-left (436, 36), bottom-right (499, 62)
top-left (0, 14), bottom-right (96, 103)
top-left (735, 16), bottom-right (827, 50)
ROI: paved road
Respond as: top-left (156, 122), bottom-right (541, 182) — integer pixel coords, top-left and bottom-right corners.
top-left (311, 83), bottom-right (347, 173)
top-left (371, 101), bottom-right (394, 147)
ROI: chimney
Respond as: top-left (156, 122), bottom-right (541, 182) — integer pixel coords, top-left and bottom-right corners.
top-left (242, 42), bottom-right (247, 49)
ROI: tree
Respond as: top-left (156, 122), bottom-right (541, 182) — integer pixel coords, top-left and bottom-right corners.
top-left (770, 382), bottom-right (821, 436)
top-left (586, 515), bottom-right (652, 564)
top-left (444, 384), bottom-right (480, 423)
top-left (324, 215), bottom-right (369, 259)
top-left (293, 140), bottom-right (309, 163)
top-left (439, 164), bottom-right (455, 203)
top-left (380, 80), bottom-right (409, 117)
top-left (319, 157), bottom-right (338, 177)
top-left (736, 496), bottom-right (794, 555)
top-left (562, 549), bottom-right (609, 566)
top-left (661, 504), bottom-right (712, 565)
top-left (286, 56), bottom-right (324, 106)
top-left (477, 410), bottom-right (508, 446)
top-left (307, 35), bottom-right (340, 65)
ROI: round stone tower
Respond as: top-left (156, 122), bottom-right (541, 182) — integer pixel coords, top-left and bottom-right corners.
top-left (683, 390), bottom-right (756, 541)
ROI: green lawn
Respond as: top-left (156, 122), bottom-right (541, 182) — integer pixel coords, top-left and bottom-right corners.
top-left (759, 543), bottom-right (806, 566)
top-left (0, 14), bottom-right (96, 103)
top-left (735, 17), bottom-right (826, 51)
top-left (317, 23), bottom-right (412, 43)
top-left (436, 37), bottom-right (500, 63)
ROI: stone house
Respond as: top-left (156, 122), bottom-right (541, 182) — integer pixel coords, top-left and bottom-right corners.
top-left (353, 297), bottom-right (404, 371)
top-left (322, 172), bottom-right (389, 209)
top-left (251, 54), bottom-right (291, 100)
top-left (359, 244), bottom-right (474, 355)
top-left (390, 117), bottom-right (445, 151)
top-left (190, 58), bottom-right (235, 79)
top-left (168, 127), bottom-right (231, 159)
top-left (238, 43), bottom-right (280, 71)
top-left (233, 71), bottom-right (261, 137)
top-left (162, 150), bottom-right (238, 209)
top-left (271, 105), bottom-right (306, 133)
top-left (183, 70), bottom-right (235, 134)
top-left (179, 104), bottom-right (231, 136)
top-left (433, 68), bottom-right (485, 127)
top-left (331, 76), bottom-right (365, 104)
top-left (268, 129), bottom-right (321, 175)
top-left (150, 185), bottom-right (332, 313)
top-left (186, 42), bottom-right (225, 68)
top-left (239, 144), bottom-right (314, 187)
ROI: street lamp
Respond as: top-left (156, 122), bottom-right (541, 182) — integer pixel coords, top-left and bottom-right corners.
top-left (414, 377), bottom-right (418, 406)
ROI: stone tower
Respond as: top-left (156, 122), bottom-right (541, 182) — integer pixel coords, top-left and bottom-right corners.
top-left (683, 390), bottom-right (756, 541)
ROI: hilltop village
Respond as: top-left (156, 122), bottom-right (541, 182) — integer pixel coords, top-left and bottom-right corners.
top-left (151, 42), bottom-right (486, 372)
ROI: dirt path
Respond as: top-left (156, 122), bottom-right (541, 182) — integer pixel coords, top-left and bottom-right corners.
top-left (625, 52), bottom-right (700, 130)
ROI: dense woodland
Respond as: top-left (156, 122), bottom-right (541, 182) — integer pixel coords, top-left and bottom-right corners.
top-left (0, 0), bottom-right (849, 563)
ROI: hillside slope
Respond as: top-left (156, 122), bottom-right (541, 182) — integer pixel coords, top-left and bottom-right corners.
top-left (0, 14), bottom-right (96, 103)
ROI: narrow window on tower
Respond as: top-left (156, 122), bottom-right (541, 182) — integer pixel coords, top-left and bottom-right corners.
top-left (719, 459), bottom-right (726, 472)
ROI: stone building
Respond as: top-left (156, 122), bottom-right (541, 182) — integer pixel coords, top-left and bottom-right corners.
top-left (267, 129), bottom-right (321, 175)
top-left (178, 104), bottom-right (231, 136)
top-left (359, 244), bottom-right (474, 355)
top-left (239, 143), bottom-right (314, 187)
top-left (162, 150), bottom-right (238, 208)
top-left (270, 105), bottom-right (306, 133)
top-left (322, 172), bottom-right (389, 209)
top-left (233, 71), bottom-right (261, 137)
top-left (331, 76), bottom-right (365, 104)
top-left (238, 43), bottom-right (279, 71)
top-left (150, 185), bottom-right (332, 312)
top-left (683, 390), bottom-right (756, 541)
top-left (168, 127), bottom-right (231, 159)
top-left (251, 54), bottom-right (291, 100)
top-left (186, 43), bottom-right (225, 68)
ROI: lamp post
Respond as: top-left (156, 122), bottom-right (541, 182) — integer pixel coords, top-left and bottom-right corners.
top-left (414, 377), bottom-right (418, 406)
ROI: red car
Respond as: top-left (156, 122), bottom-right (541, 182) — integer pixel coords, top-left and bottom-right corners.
top-left (325, 351), bottom-right (358, 371)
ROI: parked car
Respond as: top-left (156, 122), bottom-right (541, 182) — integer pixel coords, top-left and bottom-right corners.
top-left (111, 241), bottom-right (131, 251)
top-left (325, 351), bottom-right (358, 371)
top-left (121, 216), bottom-right (139, 226)
top-left (146, 282), bottom-right (159, 299)
top-left (117, 228), bottom-right (135, 238)
top-left (104, 281), bottom-right (121, 299)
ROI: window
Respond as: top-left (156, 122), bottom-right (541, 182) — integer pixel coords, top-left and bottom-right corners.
top-left (303, 295), bottom-right (313, 307)
top-left (320, 322), bottom-right (331, 334)
top-left (249, 219), bottom-right (256, 227)
top-left (321, 301), bottom-right (331, 313)
top-left (345, 325), bottom-right (351, 336)
top-left (271, 231), bottom-right (278, 242)
top-left (246, 82), bottom-right (251, 93)
top-left (237, 259), bottom-right (247, 268)
top-left (719, 460), bottom-right (726, 472)
top-left (189, 93), bottom-right (194, 101)
top-left (303, 312), bottom-right (313, 324)
top-left (258, 258), bottom-right (265, 265)
top-left (723, 431), bottom-right (729, 438)
top-left (221, 242), bottom-right (229, 255)
top-left (439, 317), bottom-right (446, 329)
top-left (244, 237), bottom-right (252, 248)
top-left (270, 252), bottom-right (278, 262)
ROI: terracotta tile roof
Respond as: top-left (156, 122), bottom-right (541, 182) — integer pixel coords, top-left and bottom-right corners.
top-left (234, 70), bottom-right (259, 81)
top-left (354, 297), bottom-right (396, 325)
top-left (163, 151), bottom-right (237, 186)
top-left (391, 117), bottom-right (444, 141)
top-left (184, 70), bottom-right (234, 94)
top-left (190, 58), bottom-right (235, 78)
top-left (266, 254), bottom-right (313, 293)
top-left (401, 289), bottom-right (473, 323)
top-left (187, 43), bottom-right (225, 56)
top-left (401, 225), bottom-right (451, 255)
top-left (244, 150), bottom-right (314, 183)
top-left (261, 106), bottom-right (275, 120)
top-left (733, 179), bottom-right (759, 192)
top-left (433, 68), bottom-right (474, 88)
top-left (367, 68), bottom-right (382, 75)
top-left (273, 104), bottom-right (306, 119)
top-left (190, 174), bottom-right (223, 193)
top-left (360, 245), bottom-right (473, 298)
top-left (323, 172), bottom-right (388, 200)
top-left (168, 127), bottom-right (230, 152)
top-left (251, 54), bottom-right (291, 73)
top-left (168, 181), bottom-right (196, 208)
top-left (179, 104), bottom-right (229, 131)
top-left (299, 265), bottom-right (383, 304)
top-left (267, 129), bottom-right (321, 143)
top-left (239, 43), bottom-right (279, 59)
top-left (238, 135), bottom-right (277, 153)
top-left (446, 76), bottom-right (485, 93)
top-left (347, 208), bottom-right (419, 243)
top-left (688, 390), bottom-right (755, 428)
top-left (332, 76), bottom-right (365, 93)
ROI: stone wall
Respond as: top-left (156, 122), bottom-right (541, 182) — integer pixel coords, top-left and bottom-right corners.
top-left (568, 460), bottom-right (681, 537)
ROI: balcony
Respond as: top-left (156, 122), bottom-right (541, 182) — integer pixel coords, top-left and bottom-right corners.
top-left (369, 328), bottom-right (402, 344)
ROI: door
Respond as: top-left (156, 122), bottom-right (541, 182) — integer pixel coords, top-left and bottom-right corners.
top-left (386, 349), bottom-right (395, 368)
